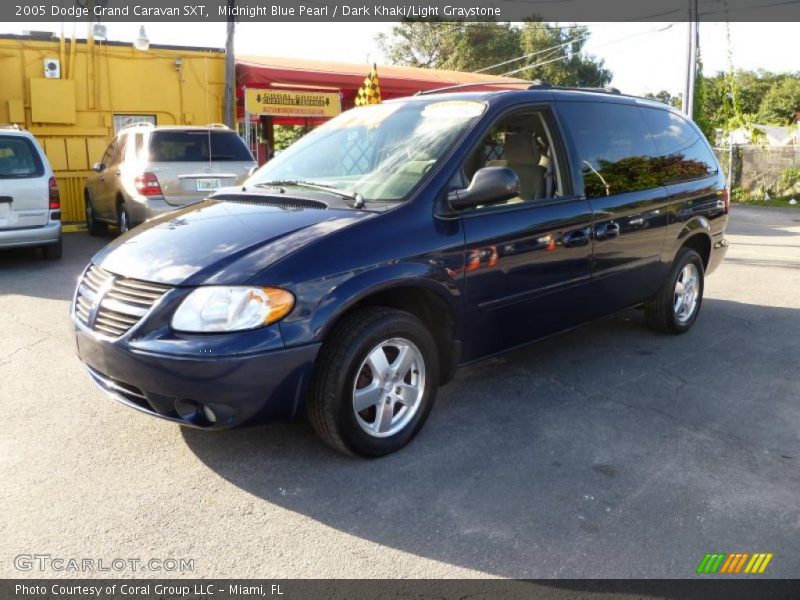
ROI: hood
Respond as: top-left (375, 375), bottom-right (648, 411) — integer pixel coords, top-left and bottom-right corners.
top-left (93, 199), bottom-right (372, 285)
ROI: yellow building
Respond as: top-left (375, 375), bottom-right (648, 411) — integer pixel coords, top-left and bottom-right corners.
top-left (0, 32), bottom-right (225, 221)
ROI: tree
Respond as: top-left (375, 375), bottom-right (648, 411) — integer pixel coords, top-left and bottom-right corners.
top-left (377, 20), bottom-right (610, 87)
top-left (693, 54), bottom-right (715, 141)
top-left (516, 20), bottom-right (610, 86)
top-left (756, 77), bottom-right (800, 125)
top-left (376, 21), bottom-right (520, 72)
top-left (701, 69), bottom-right (796, 130)
top-left (644, 90), bottom-right (681, 108)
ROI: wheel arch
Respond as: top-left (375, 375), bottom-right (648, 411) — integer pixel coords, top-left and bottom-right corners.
top-left (675, 217), bottom-right (713, 270)
top-left (313, 270), bottom-right (462, 386)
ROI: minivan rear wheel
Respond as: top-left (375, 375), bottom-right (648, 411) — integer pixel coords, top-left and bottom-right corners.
top-left (645, 248), bottom-right (704, 334)
top-left (118, 203), bottom-right (132, 234)
top-left (307, 307), bottom-right (439, 457)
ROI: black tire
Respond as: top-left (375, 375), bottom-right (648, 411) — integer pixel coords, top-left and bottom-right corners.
top-left (42, 238), bottom-right (62, 260)
top-left (85, 193), bottom-right (107, 236)
top-left (118, 202), bottom-right (132, 234)
top-left (645, 248), bottom-right (704, 334)
top-left (307, 307), bottom-right (440, 457)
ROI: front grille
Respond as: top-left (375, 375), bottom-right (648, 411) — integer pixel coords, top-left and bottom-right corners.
top-left (74, 264), bottom-right (171, 338)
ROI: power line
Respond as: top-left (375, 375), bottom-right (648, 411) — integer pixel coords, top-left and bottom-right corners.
top-left (500, 23), bottom-right (674, 77)
top-left (474, 30), bottom-right (588, 74)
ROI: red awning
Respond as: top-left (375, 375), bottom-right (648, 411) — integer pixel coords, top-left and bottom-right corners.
top-left (235, 55), bottom-right (528, 124)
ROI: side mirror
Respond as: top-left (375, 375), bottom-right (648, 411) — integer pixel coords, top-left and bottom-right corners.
top-left (447, 167), bottom-right (520, 211)
top-left (92, 162), bottom-right (105, 173)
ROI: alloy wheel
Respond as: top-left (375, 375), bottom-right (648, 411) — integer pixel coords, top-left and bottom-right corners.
top-left (674, 263), bottom-right (700, 323)
top-left (352, 337), bottom-right (426, 438)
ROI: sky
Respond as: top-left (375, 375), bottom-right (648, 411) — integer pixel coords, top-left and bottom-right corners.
top-left (2, 20), bottom-right (797, 96)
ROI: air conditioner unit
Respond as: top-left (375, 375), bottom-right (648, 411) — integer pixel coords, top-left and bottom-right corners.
top-left (43, 58), bottom-right (61, 79)
top-left (93, 24), bottom-right (107, 40)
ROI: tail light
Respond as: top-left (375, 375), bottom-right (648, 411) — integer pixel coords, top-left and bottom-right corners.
top-left (48, 176), bottom-right (60, 209)
top-left (134, 172), bottom-right (163, 196)
top-left (722, 188), bottom-right (730, 212)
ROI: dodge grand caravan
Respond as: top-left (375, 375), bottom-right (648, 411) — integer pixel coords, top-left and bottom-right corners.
top-left (72, 86), bottom-right (729, 456)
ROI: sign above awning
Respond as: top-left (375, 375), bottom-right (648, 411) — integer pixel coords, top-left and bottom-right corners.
top-left (244, 88), bottom-right (341, 118)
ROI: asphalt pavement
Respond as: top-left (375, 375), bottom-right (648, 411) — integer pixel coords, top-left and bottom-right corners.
top-left (1, 204), bottom-right (798, 579)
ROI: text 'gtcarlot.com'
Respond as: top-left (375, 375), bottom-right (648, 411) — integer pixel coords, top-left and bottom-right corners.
top-left (13, 553), bottom-right (194, 572)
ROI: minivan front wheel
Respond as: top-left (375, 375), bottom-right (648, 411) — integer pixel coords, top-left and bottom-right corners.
top-left (308, 307), bottom-right (439, 457)
top-left (645, 248), bottom-right (705, 334)
top-left (85, 193), bottom-right (107, 236)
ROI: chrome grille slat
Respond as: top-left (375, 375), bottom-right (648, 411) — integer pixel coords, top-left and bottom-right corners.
top-left (96, 311), bottom-right (139, 326)
top-left (115, 279), bottom-right (171, 294)
top-left (105, 289), bottom-right (162, 305)
top-left (95, 322), bottom-right (127, 336)
top-left (74, 265), bottom-right (171, 338)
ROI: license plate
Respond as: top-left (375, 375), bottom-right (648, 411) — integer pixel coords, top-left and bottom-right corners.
top-left (196, 178), bottom-right (221, 192)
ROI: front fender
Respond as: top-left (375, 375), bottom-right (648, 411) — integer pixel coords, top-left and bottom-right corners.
top-left (278, 261), bottom-right (462, 348)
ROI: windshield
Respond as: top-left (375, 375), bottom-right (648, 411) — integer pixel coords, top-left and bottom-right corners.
top-left (248, 99), bottom-right (486, 202)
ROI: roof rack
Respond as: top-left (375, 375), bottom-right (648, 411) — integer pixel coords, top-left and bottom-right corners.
top-left (206, 123), bottom-right (230, 129)
top-left (415, 81), bottom-right (534, 96)
top-left (538, 84), bottom-right (622, 95)
top-left (416, 79), bottom-right (622, 96)
top-left (0, 124), bottom-right (22, 130)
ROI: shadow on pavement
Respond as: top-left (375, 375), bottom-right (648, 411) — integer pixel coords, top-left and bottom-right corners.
top-left (182, 298), bottom-right (800, 578)
top-left (0, 232), bottom-right (109, 301)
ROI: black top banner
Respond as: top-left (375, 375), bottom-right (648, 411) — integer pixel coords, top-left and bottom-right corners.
top-left (6, 0), bottom-right (800, 22)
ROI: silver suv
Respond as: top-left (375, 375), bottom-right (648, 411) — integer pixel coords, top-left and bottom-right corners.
top-left (0, 125), bottom-right (62, 259)
top-left (84, 124), bottom-right (256, 235)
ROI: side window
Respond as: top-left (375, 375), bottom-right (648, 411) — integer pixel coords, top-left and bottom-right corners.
top-left (112, 135), bottom-right (128, 164)
top-left (101, 140), bottom-right (117, 168)
top-left (559, 102), bottom-right (660, 198)
top-left (640, 108), bottom-right (719, 184)
top-left (458, 110), bottom-right (563, 207)
top-left (133, 134), bottom-right (145, 162)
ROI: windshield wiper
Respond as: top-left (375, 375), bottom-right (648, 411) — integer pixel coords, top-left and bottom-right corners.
top-left (255, 180), bottom-right (364, 208)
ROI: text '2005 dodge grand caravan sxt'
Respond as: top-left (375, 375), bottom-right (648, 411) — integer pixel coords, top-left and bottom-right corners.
top-left (72, 86), bottom-right (729, 456)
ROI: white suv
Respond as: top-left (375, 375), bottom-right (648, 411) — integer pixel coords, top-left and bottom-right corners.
top-left (0, 126), bottom-right (62, 259)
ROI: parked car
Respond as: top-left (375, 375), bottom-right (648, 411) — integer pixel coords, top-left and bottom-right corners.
top-left (0, 125), bottom-right (61, 259)
top-left (83, 123), bottom-right (256, 234)
top-left (72, 86), bottom-right (729, 456)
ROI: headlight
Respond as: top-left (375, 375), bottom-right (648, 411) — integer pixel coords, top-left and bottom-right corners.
top-left (171, 286), bottom-right (294, 333)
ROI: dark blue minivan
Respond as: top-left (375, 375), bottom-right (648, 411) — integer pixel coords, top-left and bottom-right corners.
top-left (72, 86), bottom-right (729, 456)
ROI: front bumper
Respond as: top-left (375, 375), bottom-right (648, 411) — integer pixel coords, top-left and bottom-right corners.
top-left (0, 220), bottom-right (61, 249)
top-left (75, 324), bottom-right (320, 429)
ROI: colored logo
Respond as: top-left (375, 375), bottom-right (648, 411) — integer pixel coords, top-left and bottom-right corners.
top-left (696, 552), bottom-right (773, 574)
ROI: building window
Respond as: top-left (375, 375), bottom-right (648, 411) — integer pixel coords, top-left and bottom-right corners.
top-left (113, 114), bottom-right (156, 135)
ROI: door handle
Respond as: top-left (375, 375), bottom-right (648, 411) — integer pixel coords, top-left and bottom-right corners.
top-left (596, 221), bottom-right (620, 240)
top-left (562, 227), bottom-right (591, 248)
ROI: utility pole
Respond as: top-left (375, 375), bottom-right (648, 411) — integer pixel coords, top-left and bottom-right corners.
top-left (223, 0), bottom-right (236, 128)
top-left (684, 0), bottom-right (699, 119)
